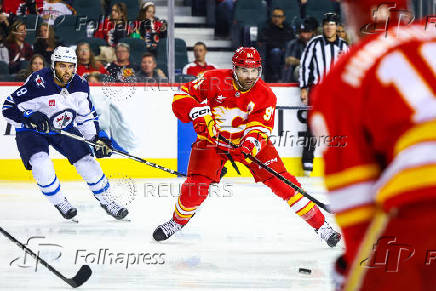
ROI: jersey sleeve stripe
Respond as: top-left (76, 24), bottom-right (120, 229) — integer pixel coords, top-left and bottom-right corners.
top-left (245, 121), bottom-right (273, 131)
top-left (376, 164), bottom-right (436, 205)
top-left (394, 119), bottom-right (436, 156)
top-left (334, 205), bottom-right (376, 227)
top-left (173, 94), bottom-right (196, 102)
top-left (328, 181), bottom-right (374, 213)
top-left (324, 164), bottom-right (380, 190)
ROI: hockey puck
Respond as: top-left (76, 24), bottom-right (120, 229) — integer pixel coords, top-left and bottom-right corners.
top-left (298, 268), bottom-right (312, 275)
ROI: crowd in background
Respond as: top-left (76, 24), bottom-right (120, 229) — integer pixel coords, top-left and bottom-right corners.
top-left (0, 0), bottom-right (351, 84)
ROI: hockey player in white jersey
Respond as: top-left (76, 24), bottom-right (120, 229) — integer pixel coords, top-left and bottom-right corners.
top-left (2, 46), bottom-right (128, 220)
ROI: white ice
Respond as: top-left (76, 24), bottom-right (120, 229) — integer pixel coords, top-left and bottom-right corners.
top-left (0, 177), bottom-right (343, 291)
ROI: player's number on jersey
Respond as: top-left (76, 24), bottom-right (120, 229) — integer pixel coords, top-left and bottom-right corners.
top-left (264, 106), bottom-right (274, 121)
top-left (192, 76), bottom-right (205, 90)
top-left (16, 88), bottom-right (27, 97)
top-left (377, 43), bottom-right (436, 123)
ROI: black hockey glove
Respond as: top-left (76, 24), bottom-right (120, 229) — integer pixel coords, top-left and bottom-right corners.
top-left (92, 136), bottom-right (113, 158)
top-left (23, 111), bottom-right (50, 133)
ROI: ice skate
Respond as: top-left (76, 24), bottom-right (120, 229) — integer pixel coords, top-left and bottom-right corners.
top-left (54, 198), bottom-right (77, 220)
top-left (100, 201), bottom-right (129, 220)
top-left (153, 218), bottom-right (184, 241)
top-left (316, 221), bottom-right (341, 247)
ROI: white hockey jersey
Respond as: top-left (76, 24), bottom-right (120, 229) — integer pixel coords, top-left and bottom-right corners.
top-left (2, 67), bottom-right (99, 140)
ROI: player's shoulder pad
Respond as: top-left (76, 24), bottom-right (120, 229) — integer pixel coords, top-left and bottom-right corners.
top-left (255, 79), bottom-right (276, 100)
top-left (71, 74), bottom-right (90, 93)
top-left (23, 67), bottom-right (51, 92)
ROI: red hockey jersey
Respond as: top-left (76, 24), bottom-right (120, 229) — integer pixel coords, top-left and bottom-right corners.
top-left (173, 69), bottom-right (276, 147)
top-left (310, 23), bottom-right (436, 259)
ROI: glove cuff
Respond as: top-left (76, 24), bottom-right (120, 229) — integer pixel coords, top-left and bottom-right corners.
top-left (189, 106), bottom-right (211, 120)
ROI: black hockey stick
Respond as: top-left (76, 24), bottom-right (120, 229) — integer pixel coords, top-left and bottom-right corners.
top-left (0, 226), bottom-right (91, 288)
top-left (218, 135), bottom-right (332, 214)
top-left (52, 128), bottom-right (187, 177)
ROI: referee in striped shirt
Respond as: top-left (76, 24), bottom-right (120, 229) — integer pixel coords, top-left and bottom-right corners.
top-left (298, 13), bottom-right (349, 174)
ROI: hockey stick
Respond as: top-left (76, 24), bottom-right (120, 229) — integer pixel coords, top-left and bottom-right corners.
top-left (52, 128), bottom-right (187, 177)
top-left (0, 226), bottom-right (91, 288)
top-left (218, 135), bottom-right (332, 214)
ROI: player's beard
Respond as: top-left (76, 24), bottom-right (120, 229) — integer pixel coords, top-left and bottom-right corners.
top-left (54, 71), bottom-right (73, 86)
top-left (233, 66), bottom-right (262, 91)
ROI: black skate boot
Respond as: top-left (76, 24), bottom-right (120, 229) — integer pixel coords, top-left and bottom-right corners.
top-left (153, 218), bottom-right (184, 241)
top-left (316, 221), bottom-right (342, 247)
top-left (54, 198), bottom-right (77, 219)
top-left (100, 201), bottom-right (129, 220)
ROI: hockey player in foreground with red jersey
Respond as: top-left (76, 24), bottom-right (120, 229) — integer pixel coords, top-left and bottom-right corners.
top-left (309, 0), bottom-right (436, 290)
top-left (153, 47), bottom-right (341, 247)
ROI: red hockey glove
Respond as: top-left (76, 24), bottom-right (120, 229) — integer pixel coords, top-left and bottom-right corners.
top-left (190, 106), bottom-right (217, 142)
top-left (233, 135), bottom-right (263, 163)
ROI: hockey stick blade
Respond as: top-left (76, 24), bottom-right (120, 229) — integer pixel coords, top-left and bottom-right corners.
top-left (65, 265), bottom-right (92, 288)
top-left (0, 227), bottom-right (93, 288)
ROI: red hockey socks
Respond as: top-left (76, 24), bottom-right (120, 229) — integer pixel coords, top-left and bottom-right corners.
top-left (173, 175), bottom-right (212, 225)
top-left (263, 172), bottom-right (324, 229)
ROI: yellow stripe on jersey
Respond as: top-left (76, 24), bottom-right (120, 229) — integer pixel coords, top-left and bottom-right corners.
top-left (173, 94), bottom-right (196, 102)
top-left (288, 192), bottom-right (303, 206)
top-left (245, 129), bottom-right (268, 140)
top-left (344, 209), bottom-right (390, 291)
top-left (324, 164), bottom-right (380, 190)
top-left (335, 205), bottom-right (375, 227)
top-left (245, 121), bottom-right (273, 132)
top-left (394, 119), bottom-right (436, 156)
top-left (376, 164), bottom-right (436, 204)
top-left (181, 86), bottom-right (189, 93)
top-left (296, 201), bottom-right (315, 216)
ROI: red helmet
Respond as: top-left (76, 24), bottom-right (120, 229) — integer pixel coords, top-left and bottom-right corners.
top-left (232, 47), bottom-right (262, 68)
top-left (342, 0), bottom-right (411, 37)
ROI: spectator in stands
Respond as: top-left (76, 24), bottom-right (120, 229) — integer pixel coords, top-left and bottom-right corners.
top-left (0, 13), bottom-right (10, 64)
top-left (136, 52), bottom-right (166, 80)
top-left (86, 72), bottom-right (102, 84)
top-left (76, 42), bottom-right (108, 78)
top-left (131, 1), bottom-right (167, 55)
top-left (33, 23), bottom-right (62, 64)
top-left (15, 53), bottom-right (45, 81)
top-left (258, 7), bottom-right (295, 82)
top-left (5, 20), bottom-right (33, 74)
top-left (95, 2), bottom-right (132, 47)
top-left (182, 42), bottom-right (216, 77)
top-left (3, 0), bottom-right (43, 15)
top-left (282, 17), bottom-right (318, 83)
top-left (42, 0), bottom-right (76, 26)
top-left (337, 23), bottom-right (350, 44)
top-left (105, 43), bottom-right (139, 82)
top-left (215, 0), bottom-right (234, 38)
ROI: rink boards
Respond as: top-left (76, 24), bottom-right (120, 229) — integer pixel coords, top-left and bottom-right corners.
top-left (0, 83), bottom-right (323, 180)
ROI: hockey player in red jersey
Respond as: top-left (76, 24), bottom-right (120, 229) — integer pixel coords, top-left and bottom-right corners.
top-left (309, 0), bottom-right (436, 290)
top-left (153, 47), bottom-right (341, 247)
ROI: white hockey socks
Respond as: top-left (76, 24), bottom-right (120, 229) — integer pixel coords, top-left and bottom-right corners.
top-left (74, 155), bottom-right (110, 205)
top-left (29, 152), bottom-right (65, 205)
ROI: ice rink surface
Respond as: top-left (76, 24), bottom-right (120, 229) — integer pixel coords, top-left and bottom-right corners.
top-left (0, 177), bottom-right (343, 290)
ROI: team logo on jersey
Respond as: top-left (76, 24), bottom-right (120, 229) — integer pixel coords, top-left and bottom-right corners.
top-left (49, 100), bottom-right (55, 106)
top-left (51, 110), bottom-right (75, 129)
top-left (213, 106), bottom-right (248, 134)
top-left (35, 75), bottom-right (45, 88)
